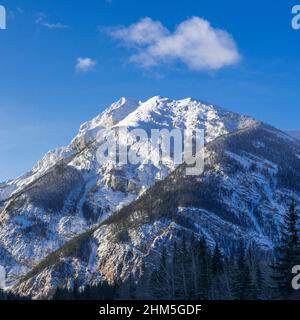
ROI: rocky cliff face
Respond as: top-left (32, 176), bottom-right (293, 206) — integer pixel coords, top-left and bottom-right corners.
top-left (12, 123), bottom-right (300, 298)
top-left (0, 96), bottom-right (256, 288)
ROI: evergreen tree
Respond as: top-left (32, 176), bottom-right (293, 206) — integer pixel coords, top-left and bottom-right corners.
top-left (180, 235), bottom-right (193, 298)
top-left (233, 241), bottom-right (252, 299)
top-left (172, 241), bottom-right (185, 299)
top-left (52, 286), bottom-right (75, 300)
top-left (190, 235), bottom-right (199, 299)
top-left (0, 288), bottom-right (4, 300)
top-left (128, 273), bottom-right (137, 300)
top-left (169, 242), bottom-right (177, 299)
top-left (136, 262), bottom-right (151, 299)
top-left (212, 243), bottom-right (223, 275)
top-left (270, 200), bottom-right (300, 298)
top-left (211, 243), bottom-right (228, 299)
top-left (197, 236), bottom-right (210, 299)
top-left (252, 264), bottom-right (264, 300)
top-left (150, 247), bottom-right (171, 299)
top-left (52, 281), bottom-right (117, 300)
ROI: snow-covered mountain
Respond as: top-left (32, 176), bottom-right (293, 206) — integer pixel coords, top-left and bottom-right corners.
top-left (14, 122), bottom-right (300, 298)
top-left (0, 96), bottom-right (254, 202)
top-left (0, 96), bottom-right (256, 285)
top-left (1, 96), bottom-right (299, 297)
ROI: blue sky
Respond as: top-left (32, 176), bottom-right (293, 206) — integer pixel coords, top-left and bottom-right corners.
top-left (0, 0), bottom-right (300, 181)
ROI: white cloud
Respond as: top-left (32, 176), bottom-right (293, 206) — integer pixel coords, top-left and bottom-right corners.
top-left (75, 57), bottom-right (97, 73)
top-left (107, 17), bottom-right (169, 46)
top-left (106, 17), bottom-right (240, 71)
top-left (36, 13), bottom-right (68, 29)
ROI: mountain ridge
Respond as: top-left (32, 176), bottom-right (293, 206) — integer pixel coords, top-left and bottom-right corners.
top-left (12, 122), bottom-right (300, 298)
top-left (1, 96), bottom-right (299, 298)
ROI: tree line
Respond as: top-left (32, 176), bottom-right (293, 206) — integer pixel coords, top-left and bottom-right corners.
top-left (1, 201), bottom-right (299, 300)
top-left (52, 201), bottom-right (300, 300)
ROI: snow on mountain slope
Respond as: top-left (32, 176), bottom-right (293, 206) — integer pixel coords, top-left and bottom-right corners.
top-left (0, 98), bottom-right (141, 203)
top-left (73, 97), bottom-right (142, 147)
top-left (118, 96), bottom-right (254, 142)
top-left (13, 123), bottom-right (300, 298)
top-left (0, 96), bottom-right (257, 285)
top-left (0, 96), bottom-right (252, 203)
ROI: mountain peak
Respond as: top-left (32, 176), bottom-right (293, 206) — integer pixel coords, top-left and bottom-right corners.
top-left (145, 95), bottom-right (169, 102)
top-left (78, 97), bottom-right (141, 135)
top-left (117, 96), bottom-right (256, 141)
top-left (113, 96), bottom-right (140, 108)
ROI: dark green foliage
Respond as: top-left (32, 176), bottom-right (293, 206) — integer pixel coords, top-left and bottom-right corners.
top-left (150, 248), bottom-right (172, 299)
top-left (252, 264), bottom-right (264, 299)
top-left (212, 243), bottom-right (223, 275)
top-left (27, 164), bottom-right (84, 212)
top-left (270, 201), bottom-right (300, 298)
top-left (147, 237), bottom-right (267, 300)
top-left (0, 289), bottom-right (30, 300)
top-left (232, 241), bottom-right (252, 300)
top-left (128, 274), bottom-right (137, 299)
top-left (197, 237), bottom-right (211, 299)
top-left (6, 236), bottom-right (284, 301)
top-left (114, 229), bottom-right (130, 243)
top-left (52, 281), bottom-right (117, 300)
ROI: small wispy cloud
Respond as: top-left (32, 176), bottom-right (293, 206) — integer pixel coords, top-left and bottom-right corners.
top-left (36, 13), bottom-right (68, 29)
top-left (75, 57), bottom-right (97, 73)
top-left (105, 17), bottom-right (240, 71)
